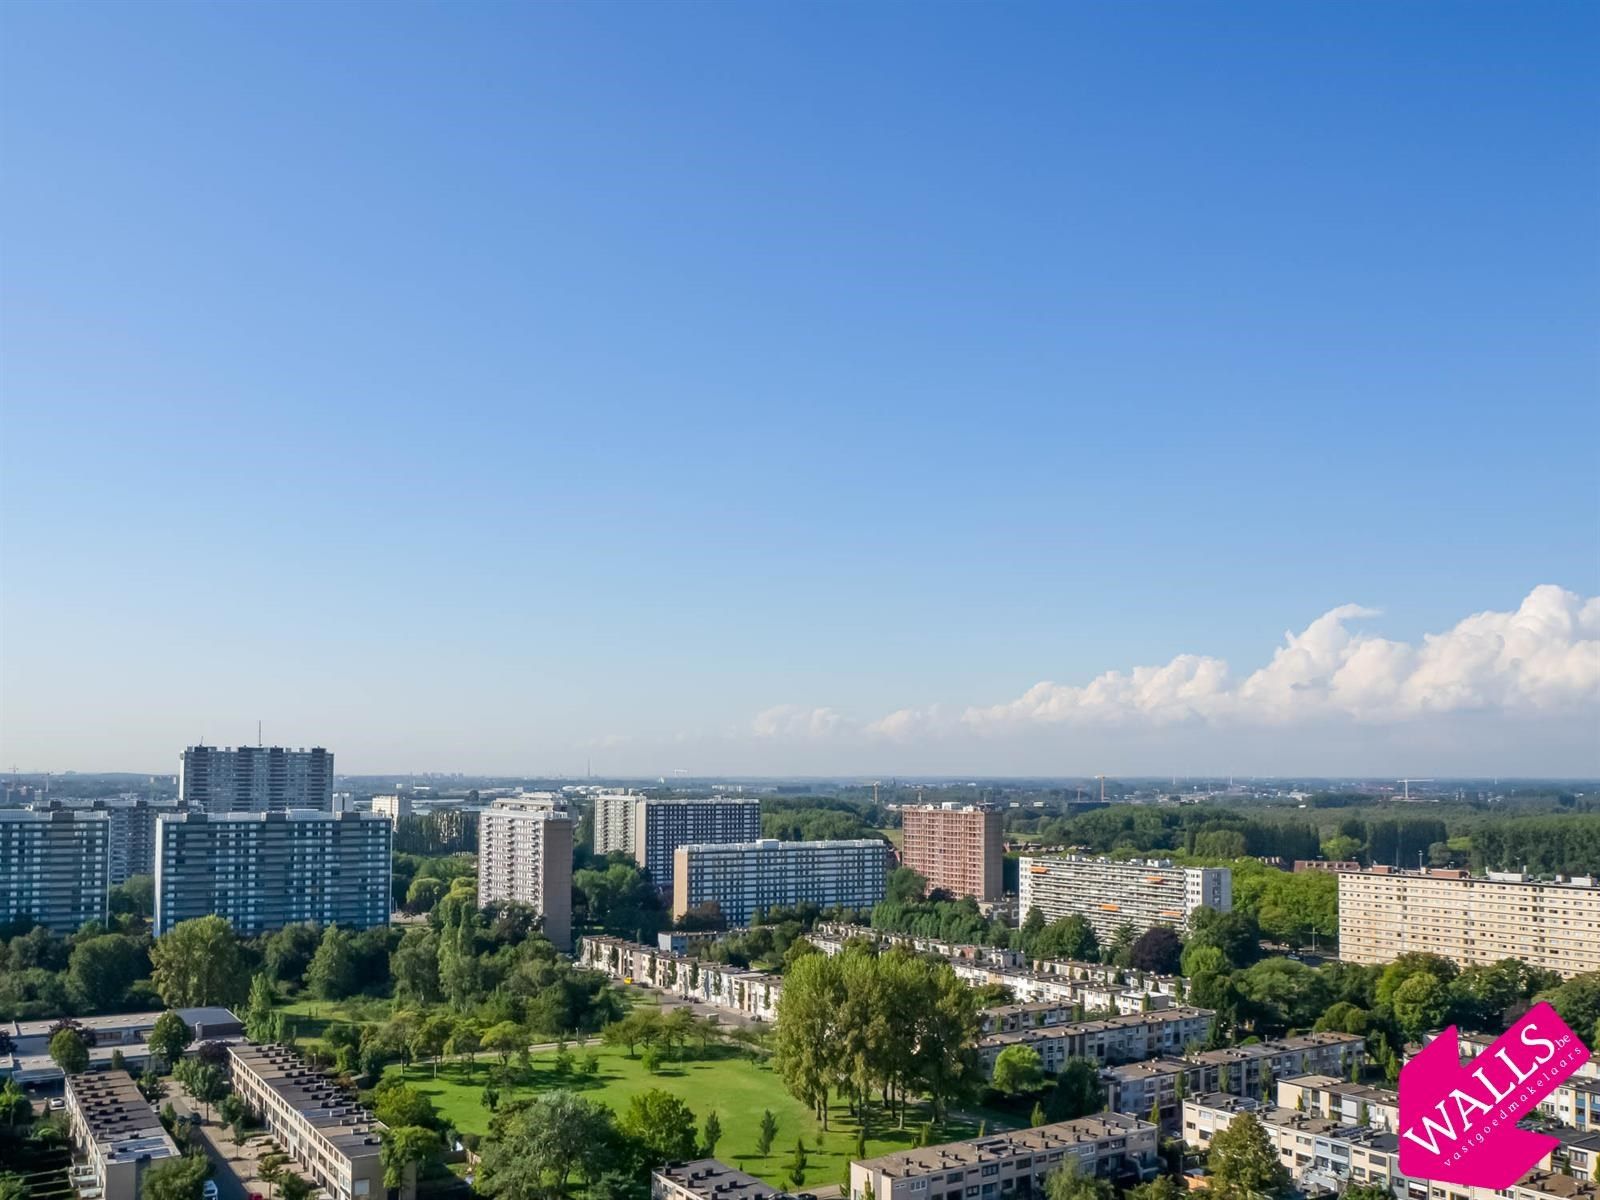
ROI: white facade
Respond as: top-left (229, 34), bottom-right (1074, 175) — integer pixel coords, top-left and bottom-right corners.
top-left (371, 794), bottom-right (411, 820)
top-left (1020, 855), bottom-right (1231, 938)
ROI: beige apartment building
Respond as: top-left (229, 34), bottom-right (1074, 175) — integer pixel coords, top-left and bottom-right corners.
top-left (1338, 867), bottom-right (1600, 977)
top-left (850, 1113), bottom-right (1160, 1200)
top-left (64, 1071), bottom-right (181, 1200)
top-left (1019, 856), bottom-right (1231, 939)
top-left (976, 1007), bottom-right (1217, 1073)
top-left (901, 804), bottom-right (1004, 902)
top-left (228, 1043), bottom-right (408, 1200)
top-left (476, 798), bottom-right (573, 950)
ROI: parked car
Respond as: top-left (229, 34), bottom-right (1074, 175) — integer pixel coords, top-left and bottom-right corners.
top-left (203, 1181), bottom-right (219, 1200)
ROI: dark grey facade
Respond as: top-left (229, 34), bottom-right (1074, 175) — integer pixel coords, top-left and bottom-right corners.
top-left (635, 798), bottom-right (762, 891)
top-left (178, 745), bottom-right (335, 813)
top-left (154, 809), bottom-right (390, 934)
top-left (0, 808), bottom-right (110, 932)
top-left (93, 800), bottom-right (184, 884)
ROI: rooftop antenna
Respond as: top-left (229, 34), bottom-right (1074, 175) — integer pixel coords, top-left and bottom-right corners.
top-left (258, 720), bottom-right (262, 748)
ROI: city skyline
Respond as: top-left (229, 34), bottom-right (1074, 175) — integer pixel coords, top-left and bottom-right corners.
top-left (2, 4), bottom-right (1596, 777)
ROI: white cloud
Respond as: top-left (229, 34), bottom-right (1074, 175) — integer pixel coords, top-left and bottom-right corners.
top-left (755, 585), bottom-right (1600, 745)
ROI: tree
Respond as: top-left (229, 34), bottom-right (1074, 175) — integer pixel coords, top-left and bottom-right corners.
top-left (1128, 1179), bottom-right (1181, 1200)
top-left (49, 1027), bottom-right (90, 1076)
top-left (1043, 1159), bottom-right (1113, 1200)
top-left (1036, 915), bottom-right (1099, 962)
top-left (886, 868), bottom-right (929, 904)
top-left (382, 1126), bottom-right (443, 1189)
top-left (991, 1044), bottom-right (1044, 1095)
top-left (279, 1176), bottom-right (312, 1200)
top-left (1536, 973), bottom-right (1600, 1042)
top-left (174, 1059), bottom-right (227, 1122)
top-left (478, 1090), bottom-right (616, 1200)
top-left (411, 1015), bottom-right (455, 1077)
top-left (1129, 927), bottom-right (1183, 975)
top-left (1340, 1187), bottom-right (1393, 1200)
top-left (756, 1110), bottom-right (778, 1157)
top-left (1392, 974), bottom-right (1451, 1040)
top-left (261, 924), bottom-right (322, 987)
top-left (306, 926), bottom-right (358, 1001)
top-left (245, 974), bottom-right (281, 1044)
top-left (151, 917), bottom-right (246, 1007)
top-left (0, 1079), bottom-right (32, 1129)
top-left (372, 1083), bottom-right (439, 1131)
top-left (1207, 1113), bottom-right (1291, 1200)
top-left (1045, 1058), bottom-right (1103, 1121)
top-left (68, 934), bottom-right (145, 1012)
top-left (701, 1110), bottom-right (723, 1157)
top-left (149, 1012), bottom-right (193, 1072)
top-left (1030, 1101), bottom-right (1046, 1128)
top-left (620, 1088), bottom-right (699, 1165)
top-left (140, 1153), bottom-right (209, 1200)
top-left (773, 952), bottom-right (843, 1127)
top-left (640, 1045), bottom-right (663, 1074)
top-left (448, 1024), bottom-right (483, 1080)
top-left (788, 1139), bottom-right (809, 1189)
top-left (482, 1021), bottom-right (524, 1070)
top-left (0, 1173), bottom-right (26, 1200)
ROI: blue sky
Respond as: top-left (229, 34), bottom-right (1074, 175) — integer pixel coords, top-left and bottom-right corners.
top-left (2, 2), bottom-right (1596, 777)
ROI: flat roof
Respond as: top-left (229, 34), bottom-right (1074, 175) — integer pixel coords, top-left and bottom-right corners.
top-left (980, 1007), bottom-right (1213, 1047)
top-left (655, 1159), bottom-right (786, 1200)
top-left (228, 1043), bottom-right (385, 1159)
top-left (857, 1113), bottom-right (1151, 1179)
top-left (66, 1071), bottom-right (179, 1163)
top-left (11, 1006), bottom-right (240, 1040)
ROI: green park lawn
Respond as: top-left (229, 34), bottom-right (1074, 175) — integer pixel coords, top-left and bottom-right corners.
top-left (275, 994), bottom-right (395, 1048)
top-left (383, 1043), bottom-right (1007, 1188)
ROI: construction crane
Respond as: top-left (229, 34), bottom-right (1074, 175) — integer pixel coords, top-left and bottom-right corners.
top-left (1398, 778), bottom-right (1435, 801)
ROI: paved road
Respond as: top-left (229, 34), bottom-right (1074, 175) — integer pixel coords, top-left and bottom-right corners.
top-left (167, 1093), bottom-right (250, 1200)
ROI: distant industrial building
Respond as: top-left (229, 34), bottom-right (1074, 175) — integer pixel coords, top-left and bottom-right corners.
top-left (477, 799), bottom-right (573, 950)
top-left (64, 1071), bottom-right (180, 1200)
top-left (671, 838), bottom-right (890, 924)
top-left (179, 744), bottom-right (334, 812)
top-left (0, 807), bottom-right (110, 932)
top-left (900, 803), bottom-right (1003, 901)
top-left (154, 810), bottom-right (391, 935)
top-left (1338, 867), bottom-right (1600, 977)
top-left (0, 1007), bottom-right (241, 1087)
top-left (1019, 855), bottom-right (1231, 938)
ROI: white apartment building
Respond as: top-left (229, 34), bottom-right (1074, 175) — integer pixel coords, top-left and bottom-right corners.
top-left (977, 1008), bottom-right (1217, 1073)
top-left (371, 794), bottom-right (411, 820)
top-left (637, 797), bottom-right (762, 891)
top-left (578, 935), bottom-right (784, 1021)
top-left (592, 792), bottom-right (643, 857)
top-left (1338, 867), bottom-right (1600, 977)
top-left (850, 1113), bottom-right (1161, 1200)
top-left (477, 799), bottom-right (573, 950)
top-left (64, 1071), bottom-right (180, 1200)
top-left (1019, 856), bottom-right (1232, 938)
top-left (179, 744), bottom-right (335, 812)
top-left (155, 810), bottom-right (391, 935)
top-left (0, 807), bottom-right (110, 932)
top-left (671, 838), bottom-right (890, 925)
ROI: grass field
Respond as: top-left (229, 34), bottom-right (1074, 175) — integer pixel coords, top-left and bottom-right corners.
top-left (383, 1043), bottom-right (1004, 1188)
top-left (276, 995), bottom-right (395, 1047)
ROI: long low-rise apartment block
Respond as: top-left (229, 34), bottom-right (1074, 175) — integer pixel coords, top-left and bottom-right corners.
top-left (577, 935), bottom-right (784, 1021)
top-left (1424, 1030), bottom-right (1600, 1133)
top-left (1338, 867), bottom-right (1600, 977)
top-left (1182, 1092), bottom-right (1600, 1200)
top-left (64, 1070), bottom-right (181, 1200)
top-left (977, 1007), bottom-right (1216, 1073)
top-left (2, 1006), bottom-right (242, 1087)
top-left (652, 1159), bottom-right (788, 1200)
top-left (228, 1042), bottom-right (409, 1200)
top-left (672, 839), bottom-right (891, 925)
top-left (1101, 1062), bottom-right (1392, 1135)
top-left (850, 1113), bottom-right (1160, 1200)
top-left (155, 810), bottom-right (391, 935)
top-left (1019, 856), bottom-right (1231, 939)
